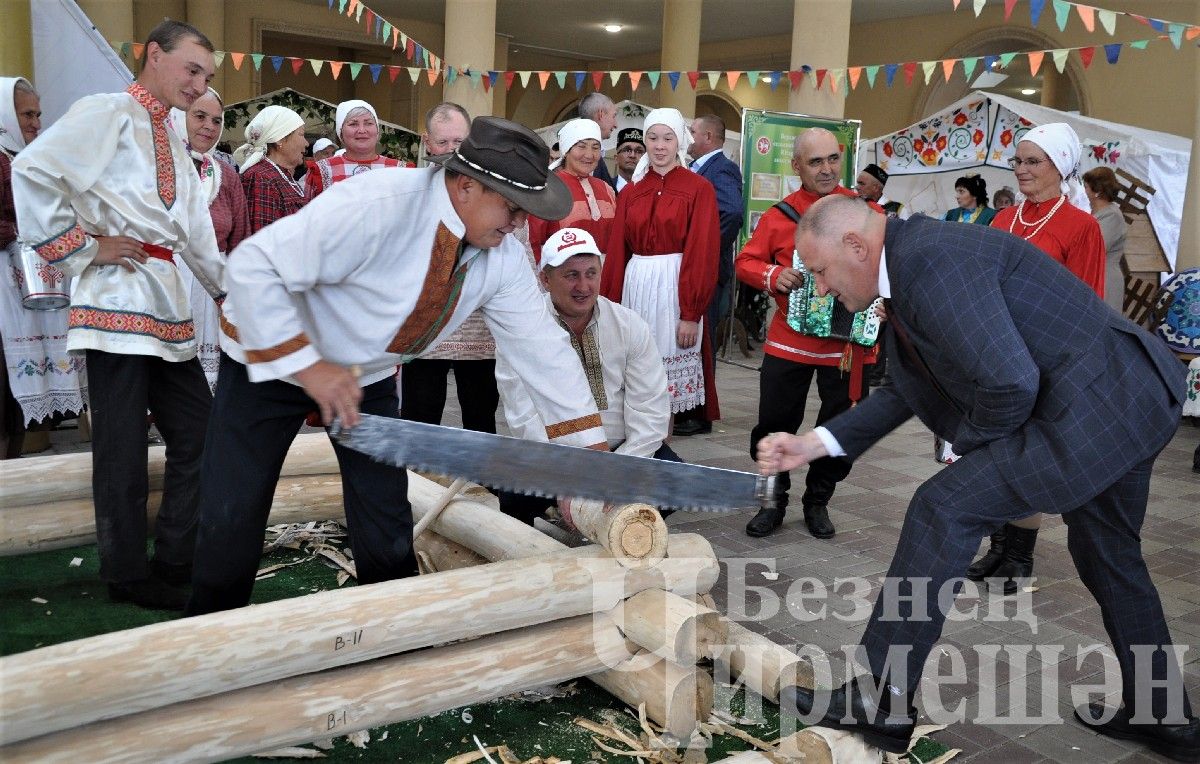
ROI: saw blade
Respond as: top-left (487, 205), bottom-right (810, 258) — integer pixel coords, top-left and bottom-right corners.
top-left (334, 414), bottom-right (769, 512)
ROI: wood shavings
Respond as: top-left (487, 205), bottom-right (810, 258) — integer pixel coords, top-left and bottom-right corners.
top-left (69, 557), bottom-right (82, 567)
top-left (709, 720), bottom-right (775, 752)
top-left (315, 547), bottom-right (357, 579)
top-left (473, 736), bottom-right (501, 764)
top-left (252, 747), bottom-right (326, 759)
top-left (345, 730), bottom-right (369, 749)
top-left (336, 571), bottom-right (350, 587)
top-left (590, 737), bottom-right (658, 758)
top-left (497, 746), bottom-right (522, 764)
top-left (310, 739), bottom-right (335, 751)
top-left (255, 573), bottom-right (276, 581)
top-left (30, 597), bottom-right (47, 604)
top-left (444, 744), bottom-right (507, 764)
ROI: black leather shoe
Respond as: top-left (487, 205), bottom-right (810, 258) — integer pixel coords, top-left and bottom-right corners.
top-left (109, 578), bottom-right (189, 611)
top-left (1075, 702), bottom-right (1200, 762)
top-left (991, 524), bottom-right (1038, 595)
top-left (746, 507), bottom-right (785, 537)
top-left (802, 503), bottom-right (835, 539)
top-left (965, 529), bottom-right (1007, 581)
top-left (780, 678), bottom-right (916, 754)
top-left (672, 419), bottom-right (712, 437)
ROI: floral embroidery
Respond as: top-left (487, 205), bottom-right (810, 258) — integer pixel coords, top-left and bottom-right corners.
top-left (388, 223), bottom-right (469, 356)
top-left (34, 223), bottom-right (87, 264)
top-left (69, 305), bottom-right (194, 343)
top-left (126, 83), bottom-right (176, 209)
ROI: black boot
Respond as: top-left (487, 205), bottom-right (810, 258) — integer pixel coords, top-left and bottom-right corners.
top-left (802, 502), bottom-right (835, 539)
top-left (991, 524), bottom-right (1038, 596)
top-left (965, 529), bottom-right (1007, 581)
top-left (746, 495), bottom-right (787, 537)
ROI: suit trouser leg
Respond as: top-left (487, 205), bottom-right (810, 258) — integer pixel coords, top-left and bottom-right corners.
top-left (451, 359), bottom-right (499, 434)
top-left (329, 379), bottom-right (416, 584)
top-left (187, 355), bottom-right (308, 615)
top-left (749, 355), bottom-right (817, 507)
top-left (85, 350), bottom-right (152, 583)
top-left (400, 359), bottom-right (451, 425)
top-left (1064, 454), bottom-right (1193, 721)
top-left (802, 365), bottom-right (864, 507)
top-left (146, 355), bottom-right (211, 567)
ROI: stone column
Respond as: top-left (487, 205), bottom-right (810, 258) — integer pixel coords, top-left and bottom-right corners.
top-left (1175, 30), bottom-right (1200, 272)
top-left (187, 0), bottom-right (225, 96)
top-left (78, 0), bottom-right (136, 71)
top-left (660, 0), bottom-right (700, 116)
top-left (1040, 66), bottom-right (1059, 109)
top-left (443, 0), bottom-right (496, 119)
top-left (0, 0), bottom-right (33, 78)
top-left (787, 0), bottom-right (850, 118)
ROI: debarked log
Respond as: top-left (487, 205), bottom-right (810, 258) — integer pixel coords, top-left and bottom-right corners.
top-left (567, 497), bottom-right (669, 569)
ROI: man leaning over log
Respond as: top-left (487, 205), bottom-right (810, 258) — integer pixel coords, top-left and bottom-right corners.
top-left (495, 227), bottom-right (681, 527)
top-left (187, 118), bottom-right (607, 616)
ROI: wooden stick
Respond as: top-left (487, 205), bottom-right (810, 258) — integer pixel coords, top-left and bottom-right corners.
top-left (411, 477), bottom-right (467, 541)
top-left (2, 615), bottom-right (629, 764)
top-left (589, 651), bottom-right (714, 741)
top-left (611, 589), bottom-right (718, 665)
top-left (567, 498), bottom-right (668, 569)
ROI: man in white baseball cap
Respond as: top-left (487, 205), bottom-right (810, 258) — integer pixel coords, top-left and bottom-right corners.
top-left (495, 227), bottom-right (680, 526)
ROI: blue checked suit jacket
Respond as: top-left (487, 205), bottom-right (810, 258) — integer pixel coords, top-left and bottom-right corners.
top-left (824, 216), bottom-right (1185, 509)
top-left (695, 151), bottom-right (745, 284)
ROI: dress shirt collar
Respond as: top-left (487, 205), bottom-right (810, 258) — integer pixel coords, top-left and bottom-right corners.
top-left (690, 148), bottom-right (723, 172)
top-left (878, 246), bottom-right (891, 299)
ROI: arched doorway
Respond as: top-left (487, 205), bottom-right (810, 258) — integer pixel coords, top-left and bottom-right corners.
top-left (696, 92), bottom-right (741, 131)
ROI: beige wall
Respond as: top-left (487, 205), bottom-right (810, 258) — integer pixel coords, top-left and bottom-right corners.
top-left (0, 0), bottom-right (33, 78)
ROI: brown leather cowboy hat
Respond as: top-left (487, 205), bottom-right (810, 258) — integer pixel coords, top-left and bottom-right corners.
top-left (428, 116), bottom-right (571, 221)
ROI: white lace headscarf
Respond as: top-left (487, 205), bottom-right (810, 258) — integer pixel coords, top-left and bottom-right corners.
top-left (234, 105), bottom-right (305, 172)
top-left (1019, 123), bottom-right (1090, 211)
top-left (550, 118), bottom-right (602, 171)
top-left (0, 77), bottom-right (35, 156)
top-left (631, 108), bottom-right (690, 183)
top-left (168, 87), bottom-right (224, 205)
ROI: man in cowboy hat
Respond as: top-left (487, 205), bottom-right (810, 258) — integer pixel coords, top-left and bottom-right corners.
top-left (187, 116), bottom-right (608, 616)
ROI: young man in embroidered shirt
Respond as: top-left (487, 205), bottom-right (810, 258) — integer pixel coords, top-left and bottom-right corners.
top-left (187, 117), bottom-right (607, 616)
top-left (12, 20), bottom-right (223, 611)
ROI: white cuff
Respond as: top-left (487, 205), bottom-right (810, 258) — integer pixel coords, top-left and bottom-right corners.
top-left (813, 426), bottom-right (846, 458)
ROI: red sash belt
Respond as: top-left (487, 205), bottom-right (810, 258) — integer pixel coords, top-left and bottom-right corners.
top-left (141, 241), bottom-right (174, 263)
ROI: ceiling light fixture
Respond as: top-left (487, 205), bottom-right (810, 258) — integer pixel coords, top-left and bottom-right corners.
top-left (1021, 87), bottom-right (1038, 95)
top-left (604, 24), bottom-right (622, 33)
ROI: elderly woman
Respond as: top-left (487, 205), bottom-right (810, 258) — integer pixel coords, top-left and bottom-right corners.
top-left (305, 99), bottom-right (405, 197)
top-left (944, 175), bottom-right (995, 225)
top-left (234, 105), bottom-right (309, 234)
top-left (1083, 167), bottom-right (1128, 312)
top-left (528, 118), bottom-right (617, 261)
top-left (169, 89), bottom-right (250, 392)
top-left (992, 185), bottom-right (1015, 210)
top-left (602, 108), bottom-right (720, 423)
top-left (964, 123), bottom-right (1107, 594)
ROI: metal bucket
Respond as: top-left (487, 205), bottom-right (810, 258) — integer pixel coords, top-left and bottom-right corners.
top-left (6, 240), bottom-right (70, 310)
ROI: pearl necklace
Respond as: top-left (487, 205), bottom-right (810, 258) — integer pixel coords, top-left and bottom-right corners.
top-left (266, 158), bottom-right (306, 196)
top-left (1009, 195), bottom-right (1066, 241)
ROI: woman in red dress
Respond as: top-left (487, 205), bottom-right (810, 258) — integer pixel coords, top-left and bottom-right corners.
top-left (528, 118), bottom-right (617, 262)
top-left (305, 100), bottom-right (406, 198)
top-left (602, 108), bottom-right (720, 424)
top-left (968, 122), bottom-right (1107, 594)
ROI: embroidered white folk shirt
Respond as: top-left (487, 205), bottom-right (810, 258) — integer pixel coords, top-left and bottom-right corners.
top-left (220, 166), bottom-right (606, 447)
top-left (11, 84), bottom-right (223, 361)
top-left (496, 294), bottom-right (670, 457)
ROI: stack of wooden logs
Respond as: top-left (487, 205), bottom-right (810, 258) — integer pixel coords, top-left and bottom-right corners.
top-left (0, 435), bottom-right (863, 763)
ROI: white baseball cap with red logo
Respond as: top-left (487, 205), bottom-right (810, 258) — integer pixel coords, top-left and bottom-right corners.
top-left (539, 227), bottom-right (603, 271)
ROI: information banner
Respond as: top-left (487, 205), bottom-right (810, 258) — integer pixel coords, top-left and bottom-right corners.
top-left (738, 110), bottom-right (861, 247)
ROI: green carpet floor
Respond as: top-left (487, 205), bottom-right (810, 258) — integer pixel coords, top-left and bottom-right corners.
top-left (1, 542), bottom-right (949, 763)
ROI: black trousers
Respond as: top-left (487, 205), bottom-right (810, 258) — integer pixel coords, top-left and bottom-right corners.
top-left (499, 442), bottom-right (683, 525)
top-left (187, 355), bottom-right (416, 615)
top-left (400, 358), bottom-right (499, 433)
top-left (749, 354), bottom-right (867, 509)
top-left (85, 350), bottom-right (210, 582)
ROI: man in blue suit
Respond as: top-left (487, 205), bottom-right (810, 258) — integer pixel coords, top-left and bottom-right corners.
top-left (760, 194), bottom-right (1196, 760)
top-left (676, 114), bottom-right (744, 436)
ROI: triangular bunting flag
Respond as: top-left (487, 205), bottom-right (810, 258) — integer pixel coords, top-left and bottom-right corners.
top-left (999, 51), bottom-right (1017, 67)
top-left (1098, 9), bottom-right (1116, 34)
top-left (383, 22), bottom-right (392, 39)
top-left (941, 59), bottom-right (956, 81)
top-left (768, 71), bottom-right (780, 90)
top-left (1003, 0), bottom-right (1017, 21)
top-left (420, 47), bottom-right (429, 68)
top-left (406, 39), bottom-right (415, 60)
top-left (574, 71), bottom-right (586, 90)
top-left (251, 53), bottom-right (264, 71)
top-left (884, 63), bottom-right (898, 87)
top-left (555, 71), bottom-right (567, 88)
top-left (669, 71), bottom-right (682, 90)
top-left (308, 59), bottom-right (323, 76)
top-left (1027, 51), bottom-right (1044, 76)
top-left (469, 69), bottom-right (481, 87)
top-left (1030, 0), bottom-right (1046, 27)
top-left (1129, 39), bottom-right (1149, 50)
top-left (830, 69), bottom-right (843, 94)
top-left (591, 70), bottom-right (604, 90)
top-left (1169, 23), bottom-right (1186, 49)
top-left (447, 67), bottom-right (457, 84)
top-left (1052, 0), bottom-right (1070, 31)
top-left (388, 65), bottom-right (401, 83)
top-left (647, 71), bottom-right (661, 89)
top-left (119, 42), bottom-right (131, 59)
top-left (328, 0), bottom-right (334, 7)
top-left (354, 3), bottom-right (364, 21)
top-left (1079, 46), bottom-right (1095, 68)
top-left (518, 70), bottom-right (532, 88)
top-left (847, 67), bottom-right (861, 89)
top-left (423, 68), bottom-right (435, 86)
top-left (952, 0), bottom-right (961, 7)
top-left (726, 71), bottom-right (741, 88)
top-left (230, 52), bottom-right (245, 70)
top-left (962, 57), bottom-right (978, 80)
top-left (1051, 49), bottom-right (1069, 72)
top-left (347, 0), bottom-right (357, 15)
top-left (983, 54), bottom-right (998, 71)
top-left (609, 71), bottom-right (623, 87)
top-left (505, 71), bottom-right (517, 90)
top-left (815, 69), bottom-right (827, 89)
top-left (289, 58), bottom-right (303, 75)
top-left (748, 71), bottom-right (760, 87)
top-left (213, 51), bottom-right (225, 68)
top-left (132, 43), bottom-right (145, 59)
top-left (329, 61), bottom-right (342, 79)
top-left (538, 71), bottom-right (552, 89)
top-left (707, 71), bottom-right (720, 89)
top-left (349, 62), bottom-right (363, 80)
top-left (392, 29), bottom-right (399, 49)
top-left (629, 71), bottom-right (642, 90)
top-left (1129, 13), bottom-right (1149, 26)
top-left (902, 62), bottom-right (917, 86)
top-left (489, 71), bottom-right (499, 89)
top-left (270, 55), bottom-right (284, 73)
top-left (1076, 4), bottom-right (1095, 32)
top-left (480, 74), bottom-right (490, 93)
top-left (337, 0), bottom-right (346, 11)
top-left (369, 63), bottom-right (382, 83)
top-left (973, 0), bottom-right (986, 17)
top-left (788, 70), bottom-right (803, 89)
top-left (1148, 18), bottom-right (1165, 33)
top-left (920, 61), bottom-right (936, 85)
top-left (1104, 43), bottom-right (1121, 64)
top-left (364, 10), bottom-right (373, 29)
top-left (865, 65), bottom-right (879, 87)
top-left (408, 67), bottom-right (421, 84)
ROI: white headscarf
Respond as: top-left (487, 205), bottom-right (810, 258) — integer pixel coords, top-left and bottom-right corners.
top-left (550, 118), bottom-right (602, 171)
top-left (234, 105), bottom-right (305, 172)
top-left (0, 77), bottom-right (34, 156)
top-left (312, 137), bottom-right (336, 153)
top-left (335, 99), bottom-right (378, 141)
top-left (631, 108), bottom-right (691, 184)
top-left (168, 88), bottom-right (224, 205)
top-left (1019, 123), bottom-right (1090, 211)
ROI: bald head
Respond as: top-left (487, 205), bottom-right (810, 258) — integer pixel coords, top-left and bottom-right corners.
top-left (791, 128), bottom-right (842, 196)
top-left (794, 194), bottom-right (885, 313)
